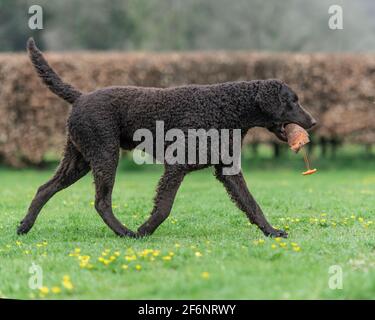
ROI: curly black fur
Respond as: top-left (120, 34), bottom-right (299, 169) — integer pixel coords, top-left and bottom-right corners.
top-left (27, 38), bottom-right (82, 104)
top-left (18, 38), bottom-right (316, 239)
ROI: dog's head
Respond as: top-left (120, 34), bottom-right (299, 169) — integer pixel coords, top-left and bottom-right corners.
top-left (255, 80), bottom-right (316, 142)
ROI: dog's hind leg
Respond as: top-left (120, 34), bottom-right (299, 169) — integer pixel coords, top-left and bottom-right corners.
top-left (214, 166), bottom-right (287, 238)
top-left (17, 140), bottom-right (90, 235)
top-left (90, 148), bottom-right (136, 238)
top-left (137, 165), bottom-right (186, 237)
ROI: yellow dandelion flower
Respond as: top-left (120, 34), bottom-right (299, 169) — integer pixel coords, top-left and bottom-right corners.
top-left (39, 286), bottom-right (49, 294)
top-left (168, 251), bottom-right (175, 256)
top-left (293, 246), bottom-right (301, 252)
top-left (152, 250), bottom-right (160, 257)
top-left (201, 272), bottom-right (210, 279)
top-left (195, 251), bottom-right (203, 257)
top-left (51, 287), bottom-right (61, 294)
top-left (74, 248), bottom-right (81, 253)
top-left (258, 239), bottom-right (265, 244)
top-left (62, 276), bottom-right (74, 290)
top-left (114, 251), bottom-right (120, 256)
top-left (291, 242), bottom-right (298, 247)
top-left (162, 255), bottom-right (172, 261)
top-left (279, 242), bottom-right (287, 248)
top-left (63, 282), bottom-right (74, 290)
top-left (135, 264), bottom-right (142, 271)
top-left (15, 241), bottom-right (22, 246)
top-left (275, 237), bottom-right (282, 242)
top-left (121, 264), bottom-right (129, 270)
top-left (271, 244), bottom-right (277, 249)
top-left (358, 217), bottom-right (364, 222)
top-left (139, 249), bottom-right (150, 257)
top-left (125, 254), bottom-right (137, 261)
top-left (63, 275), bottom-right (70, 282)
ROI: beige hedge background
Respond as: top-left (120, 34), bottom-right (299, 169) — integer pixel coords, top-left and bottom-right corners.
top-left (0, 51), bottom-right (374, 167)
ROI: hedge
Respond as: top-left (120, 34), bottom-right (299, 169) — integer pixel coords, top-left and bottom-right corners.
top-left (0, 51), bottom-right (374, 166)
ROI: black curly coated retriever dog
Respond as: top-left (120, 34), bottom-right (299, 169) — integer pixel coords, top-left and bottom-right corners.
top-left (17, 38), bottom-right (316, 239)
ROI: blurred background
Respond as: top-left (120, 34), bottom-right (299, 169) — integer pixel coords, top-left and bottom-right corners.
top-left (0, 0), bottom-right (374, 170)
top-left (2, 0), bottom-right (375, 52)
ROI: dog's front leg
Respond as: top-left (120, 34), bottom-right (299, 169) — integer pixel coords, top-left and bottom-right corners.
top-left (137, 166), bottom-right (186, 237)
top-left (214, 166), bottom-right (287, 238)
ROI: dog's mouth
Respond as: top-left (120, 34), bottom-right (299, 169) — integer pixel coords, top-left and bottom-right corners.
top-left (267, 123), bottom-right (288, 142)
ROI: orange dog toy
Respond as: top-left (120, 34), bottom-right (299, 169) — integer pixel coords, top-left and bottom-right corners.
top-left (285, 124), bottom-right (317, 176)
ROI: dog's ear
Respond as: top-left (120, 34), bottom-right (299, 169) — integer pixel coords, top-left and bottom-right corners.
top-left (255, 80), bottom-right (283, 116)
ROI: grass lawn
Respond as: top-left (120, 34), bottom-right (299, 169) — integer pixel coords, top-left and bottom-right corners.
top-left (0, 148), bottom-right (374, 299)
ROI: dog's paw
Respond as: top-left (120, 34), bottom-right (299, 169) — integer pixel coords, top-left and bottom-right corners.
top-left (264, 228), bottom-right (288, 239)
top-left (126, 230), bottom-right (137, 238)
top-left (116, 229), bottom-right (137, 238)
top-left (17, 221), bottom-right (31, 235)
top-left (135, 230), bottom-right (148, 239)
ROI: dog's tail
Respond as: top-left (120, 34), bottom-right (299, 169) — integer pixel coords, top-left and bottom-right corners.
top-left (27, 37), bottom-right (82, 104)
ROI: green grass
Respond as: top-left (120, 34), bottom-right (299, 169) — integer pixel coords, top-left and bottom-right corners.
top-left (0, 150), bottom-right (375, 299)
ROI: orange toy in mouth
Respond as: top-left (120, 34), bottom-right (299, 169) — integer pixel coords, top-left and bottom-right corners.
top-left (285, 124), bottom-right (317, 176)
top-left (285, 124), bottom-right (310, 153)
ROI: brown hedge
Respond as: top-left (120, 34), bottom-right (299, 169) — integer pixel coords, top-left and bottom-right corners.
top-left (0, 51), bottom-right (374, 167)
